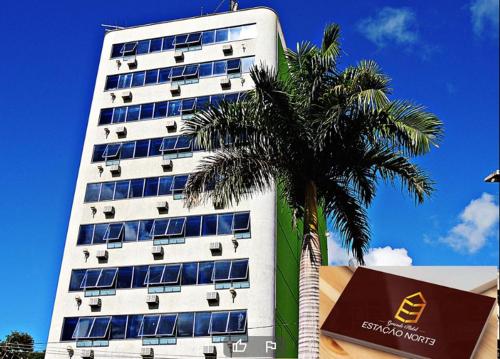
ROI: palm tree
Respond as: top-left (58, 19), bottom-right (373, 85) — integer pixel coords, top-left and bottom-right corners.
top-left (182, 24), bottom-right (443, 358)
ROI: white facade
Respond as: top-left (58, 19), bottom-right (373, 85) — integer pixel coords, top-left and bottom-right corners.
top-left (47, 7), bottom-right (284, 359)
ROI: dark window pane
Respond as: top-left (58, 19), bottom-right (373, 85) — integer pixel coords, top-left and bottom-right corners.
top-left (144, 178), bottom-right (159, 197)
top-left (132, 266), bottom-right (148, 288)
top-left (97, 268), bottom-right (117, 287)
top-left (187, 32), bottom-right (201, 44)
top-left (135, 140), bottom-right (149, 158)
top-left (199, 63), bottom-right (213, 77)
top-left (158, 68), bottom-right (171, 83)
top-left (213, 61), bottom-right (227, 75)
top-left (210, 312), bottom-right (229, 334)
top-left (105, 75), bottom-right (119, 90)
top-left (129, 179), bottom-right (144, 198)
top-left (149, 138), bottom-right (162, 156)
top-left (116, 267), bottom-right (133, 288)
top-left (92, 144), bottom-right (106, 163)
top-left (154, 102), bottom-right (168, 118)
top-left (185, 216), bottom-right (201, 237)
top-left (167, 218), bottom-right (186, 236)
top-left (83, 269), bottom-right (100, 288)
top-left (114, 181), bottom-right (130, 200)
top-left (73, 318), bottom-right (93, 339)
top-left (202, 30), bottom-right (215, 44)
top-left (110, 316), bottom-right (127, 339)
top-left (61, 317), bottom-right (79, 341)
top-left (121, 42), bottom-right (137, 55)
top-left (120, 142), bottom-right (135, 159)
top-left (183, 64), bottom-right (199, 77)
top-left (140, 103), bottom-right (154, 119)
top-left (131, 71), bottom-right (145, 87)
top-left (217, 214), bottom-right (233, 235)
top-left (181, 262), bottom-right (198, 285)
top-left (202, 215), bottom-right (217, 236)
top-left (93, 224), bottom-right (108, 244)
top-left (162, 264), bottom-right (181, 284)
top-left (158, 176), bottom-right (173, 195)
top-left (172, 175), bottom-right (188, 191)
top-left (84, 183), bottom-right (100, 203)
top-left (113, 107), bottom-right (127, 123)
top-left (136, 40), bottom-right (150, 54)
top-left (99, 182), bottom-right (115, 201)
top-left (210, 94), bottom-right (223, 107)
top-left (230, 260), bottom-right (248, 280)
top-left (162, 36), bottom-right (175, 50)
top-left (69, 269), bottom-right (86, 291)
top-left (167, 100), bottom-right (181, 116)
top-left (126, 105), bottom-right (140, 121)
top-left (157, 315), bottom-right (176, 336)
top-left (141, 315), bottom-right (160, 336)
top-left (213, 261), bottom-right (231, 281)
top-left (126, 315), bottom-right (143, 338)
top-left (227, 59), bottom-right (241, 73)
top-left (99, 109), bottom-right (113, 125)
top-left (160, 137), bottom-right (177, 152)
top-left (233, 213), bottom-right (250, 231)
top-left (228, 311), bottom-right (247, 333)
top-left (147, 266), bottom-right (164, 285)
top-left (174, 34), bottom-right (188, 46)
top-left (138, 220), bottom-right (154, 241)
top-left (224, 93), bottom-right (239, 103)
top-left (194, 312), bottom-right (211, 336)
top-left (118, 74), bottom-right (132, 89)
top-left (145, 69), bottom-right (159, 84)
top-left (198, 261), bottom-right (214, 284)
top-left (111, 44), bottom-right (123, 58)
top-left (124, 221), bottom-right (139, 242)
top-left (215, 28), bottom-right (229, 42)
top-left (197, 96), bottom-right (210, 109)
top-left (181, 98), bottom-right (196, 113)
top-left (152, 219), bottom-right (168, 238)
top-left (77, 225), bottom-right (94, 245)
top-left (177, 313), bottom-right (194, 337)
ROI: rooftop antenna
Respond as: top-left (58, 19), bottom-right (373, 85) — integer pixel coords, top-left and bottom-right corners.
top-left (101, 24), bottom-right (126, 32)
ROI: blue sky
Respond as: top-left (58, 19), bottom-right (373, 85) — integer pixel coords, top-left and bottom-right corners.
top-left (0, 0), bottom-right (498, 348)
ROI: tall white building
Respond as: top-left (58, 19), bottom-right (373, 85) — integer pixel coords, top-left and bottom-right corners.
top-left (46, 6), bottom-right (327, 359)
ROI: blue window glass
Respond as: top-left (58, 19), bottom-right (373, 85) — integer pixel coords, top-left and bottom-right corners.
top-left (181, 98), bottom-right (196, 113)
top-left (202, 215), bottom-right (217, 236)
top-left (228, 311), bottom-right (247, 333)
top-left (132, 267), bottom-right (148, 288)
top-left (160, 137), bottom-right (177, 152)
top-left (177, 313), bottom-right (194, 337)
top-left (198, 261), bottom-right (214, 284)
top-left (116, 267), bottom-right (133, 288)
top-left (145, 69), bottom-right (158, 84)
top-left (84, 183), bottom-right (100, 203)
top-left (69, 270), bottom-right (86, 291)
top-left (158, 68), bottom-right (171, 83)
top-left (82, 270), bottom-right (100, 288)
top-left (224, 93), bottom-right (239, 103)
top-left (73, 318), bottom-right (93, 339)
top-left (171, 66), bottom-right (184, 81)
top-left (227, 59), bottom-right (241, 73)
top-left (129, 179), bottom-right (144, 198)
top-left (141, 315), bottom-right (160, 336)
top-left (132, 72), bottom-right (145, 87)
top-left (89, 317), bottom-right (111, 338)
top-left (242, 57), bottom-right (255, 73)
top-left (126, 315), bottom-right (143, 338)
top-left (183, 64), bottom-right (199, 77)
top-left (105, 75), bottom-right (119, 90)
top-left (174, 34), bottom-right (188, 47)
top-left (99, 182), bottom-right (115, 201)
top-left (117, 73), bottom-right (132, 89)
top-left (217, 214), bottom-right (233, 235)
top-left (202, 30), bottom-right (215, 44)
top-left (172, 175), bottom-right (188, 192)
top-left (167, 218), bottom-right (186, 236)
top-left (150, 38), bottom-right (163, 52)
top-left (136, 40), bottom-right (150, 54)
top-left (210, 312), bottom-right (229, 334)
top-left (110, 316), bottom-right (127, 339)
top-left (186, 216), bottom-right (201, 237)
top-left (93, 224), bottom-right (108, 244)
top-left (103, 144), bottom-right (121, 159)
top-left (157, 315), bottom-right (177, 336)
top-left (213, 61), bottom-right (227, 75)
top-left (152, 219), bottom-right (168, 238)
top-left (126, 105), bottom-right (140, 122)
top-left (230, 260), bottom-right (248, 280)
top-left (194, 312), bottom-right (211, 336)
top-left (229, 26), bottom-right (242, 41)
top-left (146, 266), bottom-right (164, 285)
top-left (113, 107), bottom-right (127, 123)
top-left (144, 178), bottom-right (159, 197)
top-left (99, 109), bottom-right (113, 125)
top-left (114, 181), bottom-right (130, 200)
top-left (77, 225), bottom-right (94, 245)
top-left (134, 140), bottom-right (149, 158)
top-left (199, 63), bottom-right (213, 78)
top-left (92, 144), bottom-right (106, 163)
top-left (158, 176), bottom-right (173, 195)
top-left (212, 261), bottom-right (231, 281)
top-left (197, 96), bottom-right (210, 109)
top-left (181, 262), bottom-right (198, 285)
top-left (61, 317), bottom-right (79, 341)
top-left (187, 32), bottom-right (202, 44)
top-left (124, 221), bottom-right (139, 242)
top-left (215, 28), bottom-right (229, 42)
top-left (233, 212), bottom-right (250, 232)
top-left (104, 223), bottom-right (123, 242)
top-left (149, 138), bottom-right (162, 156)
top-left (154, 102), bottom-right (168, 118)
top-left (162, 264), bottom-right (181, 284)
top-left (120, 142), bottom-right (135, 159)
top-left (138, 220), bottom-right (153, 241)
top-left (140, 103), bottom-right (154, 119)
top-left (111, 44), bottom-right (123, 58)
top-left (167, 100), bottom-right (181, 116)
top-left (176, 136), bottom-right (192, 151)
top-left (121, 42), bottom-right (137, 56)
top-left (98, 268), bottom-right (118, 287)
top-left (163, 36), bottom-right (175, 50)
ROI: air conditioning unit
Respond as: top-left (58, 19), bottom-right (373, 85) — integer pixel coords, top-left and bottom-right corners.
top-left (222, 44), bottom-right (233, 55)
top-left (209, 241), bottom-right (222, 254)
top-left (81, 349), bottom-right (94, 358)
top-left (103, 206), bottom-right (115, 216)
top-left (120, 91), bottom-right (133, 101)
top-left (151, 246), bottom-right (164, 256)
top-left (203, 345), bottom-right (217, 357)
top-left (123, 57), bottom-right (137, 68)
top-left (165, 119), bottom-right (177, 131)
top-left (115, 126), bottom-right (127, 136)
top-left (89, 298), bottom-right (101, 308)
top-left (146, 294), bottom-right (159, 304)
top-left (156, 201), bottom-right (169, 212)
top-left (170, 83), bottom-right (181, 96)
top-left (109, 164), bottom-right (121, 175)
top-left (206, 291), bottom-right (219, 304)
top-left (174, 50), bottom-right (185, 62)
top-left (161, 159), bottom-right (173, 171)
top-left (220, 77), bottom-right (231, 89)
top-left (140, 347), bottom-right (154, 358)
top-left (96, 250), bottom-right (108, 260)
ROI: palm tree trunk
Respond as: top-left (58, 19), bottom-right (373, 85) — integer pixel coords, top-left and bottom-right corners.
top-left (298, 181), bottom-right (322, 359)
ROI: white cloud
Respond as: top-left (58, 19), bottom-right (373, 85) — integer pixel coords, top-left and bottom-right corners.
top-left (470, 0), bottom-right (499, 37)
top-left (327, 233), bottom-right (413, 266)
top-left (357, 7), bottom-right (418, 47)
top-left (439, 193), bottom-right (499, 253)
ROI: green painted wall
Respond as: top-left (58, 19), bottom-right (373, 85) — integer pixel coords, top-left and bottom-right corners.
top-left (275, 36), bottom-right (328, 358)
